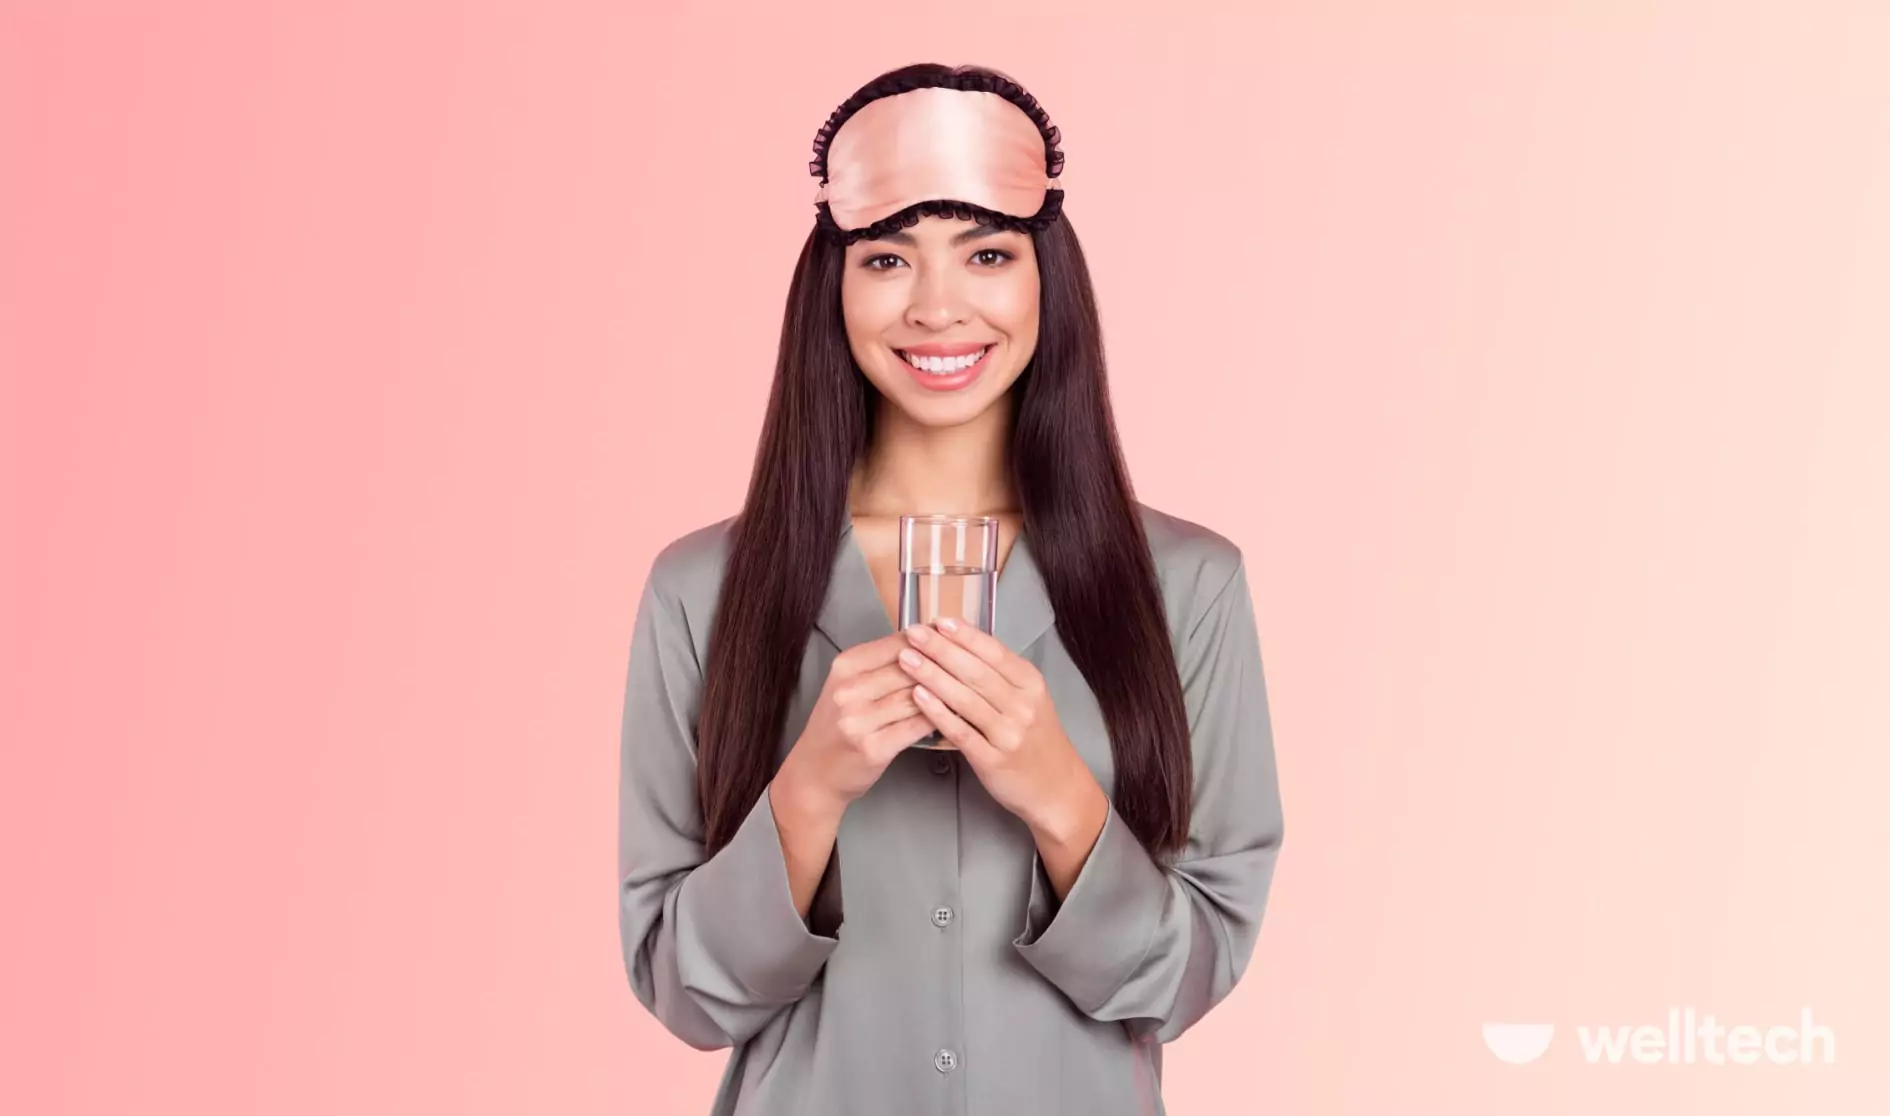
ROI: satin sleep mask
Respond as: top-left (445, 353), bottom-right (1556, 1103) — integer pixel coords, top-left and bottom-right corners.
top-left (808, 73), bottom-right (1066, 243)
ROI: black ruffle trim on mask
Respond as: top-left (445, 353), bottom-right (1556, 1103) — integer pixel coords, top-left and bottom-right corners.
top-left (813, 191), bottom-right (1066, 247)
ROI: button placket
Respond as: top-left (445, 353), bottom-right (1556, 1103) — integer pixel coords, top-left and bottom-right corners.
top-left (924, 741), bottom-right (964, 1094)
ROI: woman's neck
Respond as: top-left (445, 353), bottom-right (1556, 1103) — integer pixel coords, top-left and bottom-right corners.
top-left (849, 396), bottom-right (1019, 518)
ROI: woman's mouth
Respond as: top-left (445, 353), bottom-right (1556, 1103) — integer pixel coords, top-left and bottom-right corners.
top-left (895, 344), bottom-right (994, 392)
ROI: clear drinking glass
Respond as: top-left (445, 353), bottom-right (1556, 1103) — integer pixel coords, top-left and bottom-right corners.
top-left (898, 514), bottom-right (1000, 749)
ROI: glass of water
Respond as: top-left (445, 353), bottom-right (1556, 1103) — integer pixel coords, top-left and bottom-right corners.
top-left (898, 514), bottom-right (1000, 749)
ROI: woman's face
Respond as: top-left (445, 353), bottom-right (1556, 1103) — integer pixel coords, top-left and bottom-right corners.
top-left (840, 215), bottom-right (1040, 428)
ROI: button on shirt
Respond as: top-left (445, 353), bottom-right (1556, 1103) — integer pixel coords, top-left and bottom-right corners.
top-left (618, 504), bottom-right (1285, 1115)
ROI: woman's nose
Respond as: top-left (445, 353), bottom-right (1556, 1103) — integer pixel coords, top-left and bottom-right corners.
top-left (906, 302), bottom-right (966, 330)
top-left (905, 272), bottom-right (968, 330)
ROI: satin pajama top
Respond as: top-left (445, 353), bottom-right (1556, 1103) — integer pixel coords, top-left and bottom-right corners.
top-left (617, 503), bottom-right (1284, 1114)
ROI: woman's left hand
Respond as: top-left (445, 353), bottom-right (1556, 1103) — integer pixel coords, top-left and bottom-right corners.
top-left (897, 620), bottom-right (1108, 850)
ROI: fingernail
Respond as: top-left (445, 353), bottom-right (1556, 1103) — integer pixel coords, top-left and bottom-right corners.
top-left (914, 684), bottom-right (931, 702)
top-left (899, 649), bottom-right (922, 668)
top-left (937, 617), bottom-right (959, 634)
top-left (905, 624), bottom-right (930, 643)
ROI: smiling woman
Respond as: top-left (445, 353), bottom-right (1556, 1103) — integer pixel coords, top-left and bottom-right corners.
top-left (617, 62), bottom-right (1285, 1116)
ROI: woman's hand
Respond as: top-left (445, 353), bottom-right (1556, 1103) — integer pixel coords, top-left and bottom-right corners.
top-left (767, 632), bottom-right (934, 918)
top-left (775, 632), bottom-right (935, 820)
top-left (896, 620), bottom-right (1109, 858)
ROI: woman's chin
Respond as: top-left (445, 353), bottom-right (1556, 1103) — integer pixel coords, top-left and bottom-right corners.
top-left (896, 396), bottom-right (999, 429)
top-left (880, 372), bottom-right (1014, 427)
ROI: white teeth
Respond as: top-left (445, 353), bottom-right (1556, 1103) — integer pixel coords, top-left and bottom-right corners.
top-left (900, 346), bottom-right (989, 374)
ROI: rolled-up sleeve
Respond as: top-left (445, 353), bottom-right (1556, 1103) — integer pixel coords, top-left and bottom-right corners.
top-left (618, 566), bottom-right (839, 1051)
top-left (1012, 556), bottom-right (1283, 1043)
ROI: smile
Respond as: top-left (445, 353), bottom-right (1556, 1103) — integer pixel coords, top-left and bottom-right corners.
top-left (894, 344), bottom-right (994, 392)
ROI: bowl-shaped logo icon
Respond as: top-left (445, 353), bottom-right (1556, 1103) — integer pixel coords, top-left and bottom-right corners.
top-left (1482, 1022), bottom-right (1554, 1064)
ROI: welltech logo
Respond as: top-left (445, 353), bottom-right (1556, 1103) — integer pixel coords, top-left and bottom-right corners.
top-left (1484, 1008), bottom-right (1836, 1066)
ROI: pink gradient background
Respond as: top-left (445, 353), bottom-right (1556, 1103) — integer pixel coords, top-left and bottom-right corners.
top-left (3, 1), bottom-right (1886, 1112)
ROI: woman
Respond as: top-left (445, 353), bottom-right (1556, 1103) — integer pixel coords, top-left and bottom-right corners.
top-left (619, 63), bottom-right (1283, 1114)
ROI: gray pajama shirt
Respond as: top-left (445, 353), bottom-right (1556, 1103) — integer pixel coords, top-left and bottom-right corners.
top-left (618, 503), bottom-right (1284, 1114)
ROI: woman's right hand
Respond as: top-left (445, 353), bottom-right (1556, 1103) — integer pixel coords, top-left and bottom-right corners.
top-left (773, 632), bottom-right (935, 820)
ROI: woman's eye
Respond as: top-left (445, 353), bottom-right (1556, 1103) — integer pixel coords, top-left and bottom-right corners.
top-left (860, 249), bottom-right (1010, 270)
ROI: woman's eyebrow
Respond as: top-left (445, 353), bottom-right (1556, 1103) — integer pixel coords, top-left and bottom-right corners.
top-left (863, 224), bottom-right (1012, 248)
top-left (951, 224), bottom-right (1009, 245)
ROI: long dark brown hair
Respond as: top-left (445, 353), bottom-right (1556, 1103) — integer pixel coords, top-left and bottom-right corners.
top-left (696, 64), bottom-right (1193, 861)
